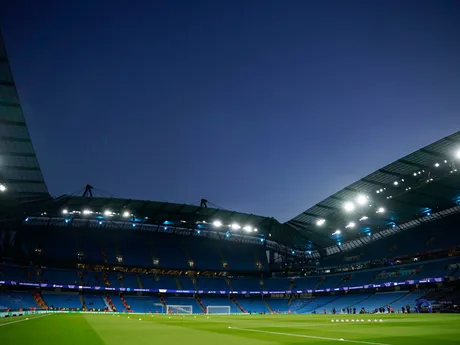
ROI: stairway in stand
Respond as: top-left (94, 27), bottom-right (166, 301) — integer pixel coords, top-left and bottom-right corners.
top-left (32, 291), bottom-right (48, 310)
top-left (226, 278), bottom-right (234, 291)
top-left (231, 297), bottom-right (245, 313)
top-left (80, 294), bottom-right (87, 311)
top-left (195, 295), bottom-right (206, 313)
top-left (190, 275), bottom-right (198, 290)
top-left (263, 299), bottom-right (273, 313)
top-left (136, 274), bottom-right (144, 289)
top-left (175, 276), bottom-right (182, 290)
top-left (119, 294), bottom-right (130, 312)
top-left (158, 294), bottom-right (167, 312)
top-left (103, 273), bottom-right (111, 287)
top-left (104, 295), bottom-right (115, 312)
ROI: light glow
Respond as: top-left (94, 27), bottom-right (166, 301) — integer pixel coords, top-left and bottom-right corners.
top-left (359, 216), bottom-right (368, 221)
top-left (213, 220), bottom-right (222, 227)
top-left (356, 194), bottom-right (368, 205)
top-left (231, 223), bottom-right (241, 230)
top-left (104, 210), bottom-right (112, 216)
top-left (82, 209), bottom-right (92, 215)
top-left (0, 184), bottom-right (6, 192)
top-left (332, 229), bottom-right (341, 236)
top-left (62, 209), bottom-right (68, 214)
top-left (376, 207), bottom-right (385, 214)
top-left (316, 219), bottom-right (326, 226)
top-left (344, 202), bottom-right (355, 212)
top-left (122, 211), bottom-right (130, 218)
top-left (345, 222), bottom-right (356, 228)
top-left (243, 225), bottom-right (252, 232)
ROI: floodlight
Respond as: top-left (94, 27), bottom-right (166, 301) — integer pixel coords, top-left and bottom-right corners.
top-left (62, 209), bottom-right (68, 215)
top-left (231, 223), bottom-right (241, 230)
top-left (243, 225), bottom-right (252, 232)
top-left (253, 228), bottom-right (258, 232)
top-left (82, 209), bottom-right (92, 215)
top-left (344, 202), bottom-right (355, 212)
top-left (413, 172), bottom-right (417, 176)
top-left (332, 230), bottom-right (341, 235)
top-left (434, 163), bottom-right (440, 167)
top-left (356, 195), bottom-right (367, 205)
top-left (376, 207), bottom-right (385, 214)
top-left (359, 216), bottom-right (368, 221)
top-left (213, 220), bottom-right (222, 227)
top-left (456, 149), bottom-right (460, 159)
top-left (122, 211), bottom-right (130, 218)
top-left (345, 222), bottom-right (355, 229)
top-left (393, 181), bottom-right (398, 186)
top-left (104, 210), bottom-right (112, 216)
top-left (316, 219), bottom-right (326, 226)
top-left (0, 184), bottom-right (6, 192)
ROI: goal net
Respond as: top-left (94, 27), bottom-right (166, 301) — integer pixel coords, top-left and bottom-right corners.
top-left (166, 305), bottom-right (193, 314)
top-left (206, 306), bottom-right (231, 315)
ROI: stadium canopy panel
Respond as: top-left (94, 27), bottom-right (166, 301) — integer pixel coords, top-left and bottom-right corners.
top-left (0, 31), bottom-right (49, 202)
top-left (286, 131), bottom-right (460, 251)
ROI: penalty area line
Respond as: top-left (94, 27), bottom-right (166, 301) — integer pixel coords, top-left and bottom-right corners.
top-left (227, 326), bottom-right (391, 345)
top-left (0, 313), bottom-right (51, 327)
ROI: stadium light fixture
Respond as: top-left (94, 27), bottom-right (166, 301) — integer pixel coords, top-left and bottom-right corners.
top-left (343, 202), bottom-right (355, 212)
top-left (243, 225), bottom-right (252, 232)
top-left (345, 222), bottom-right (355, 229)
top-left (359, 216), bottom-right (368, 221)
top-left (122, 211), bottom-right (130, 218)
top-left (253, 228), bottom-right (258, 232)
top-left (231, 223), bottom-right (241, 230)
top-left (393, 181), bottom-right (398, 186)
top-left (376, 207), bottom-right (385, 214)
top-left (213, 220), bottom-right (222, 227)
top-left (316, 219), bottom-right (326, 226)
top-left (356, 194), bottom-right (368, 205)
top-left (82, 209), bottom-right (92, 215)
top-left (434, 163), bottom-right (440, 167)
top-left (332, 230), bottom-right (341, 236)
top-left (104, 210), bottom-right (112, 216)
top-left (0, 184), bottom-right (6, 192)
top-left (456, 149), bottom-right (460, 159)
top-left (62, 209), bottom-right (68, 215)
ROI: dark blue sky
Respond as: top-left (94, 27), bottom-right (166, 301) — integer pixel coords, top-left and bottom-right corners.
top-left (1, 0), bottom-right (459, 221)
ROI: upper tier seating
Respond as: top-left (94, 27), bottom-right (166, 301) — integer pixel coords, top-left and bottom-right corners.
top-left (4, 227), bottom-right (269, 272)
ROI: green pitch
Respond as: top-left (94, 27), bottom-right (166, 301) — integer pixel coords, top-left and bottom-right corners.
top-left (1, 313), bottom-right (459, 345)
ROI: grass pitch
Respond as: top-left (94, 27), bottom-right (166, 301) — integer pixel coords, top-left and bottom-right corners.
top-left (0, 313), bottom-right (459, 345)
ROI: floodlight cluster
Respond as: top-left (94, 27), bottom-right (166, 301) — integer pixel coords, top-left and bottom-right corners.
top-left (213, 220), bottom-right (258, 232)
top-left (0, 183), bottom-right (6, 192)
top-left (62, 208), bottom-right (132, 218)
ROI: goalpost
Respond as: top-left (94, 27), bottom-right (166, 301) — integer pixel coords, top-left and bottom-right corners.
top-left (166, 305), bottom-right (193, 315)
top-left (206, 306), bottom-right (231, 315)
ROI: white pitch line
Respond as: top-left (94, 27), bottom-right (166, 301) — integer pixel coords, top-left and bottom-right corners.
top-left (0, 313), bottom-right (50, 327)
top-left (228, 326), bottom-right (391, 345)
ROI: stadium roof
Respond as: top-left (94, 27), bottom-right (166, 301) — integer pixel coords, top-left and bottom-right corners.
top-left (20, 194), bottom-right (305, 246)
top-left (0, 30), bottom-right (49, 202)
top-left (286, 131), bottom-right (460, 250)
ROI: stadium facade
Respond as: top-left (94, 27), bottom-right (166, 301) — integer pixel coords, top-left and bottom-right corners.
top-left (1, 29), bottom-right (460, 316)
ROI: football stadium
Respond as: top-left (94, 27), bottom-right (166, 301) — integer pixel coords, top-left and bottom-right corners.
top-left (1, 30), bottom-right (460, 345)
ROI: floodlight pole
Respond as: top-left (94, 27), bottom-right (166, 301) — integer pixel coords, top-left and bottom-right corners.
top-left (82, 184), bottom-right (93, 197)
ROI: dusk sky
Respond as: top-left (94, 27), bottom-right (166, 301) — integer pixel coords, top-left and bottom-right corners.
top-left (1, 0), bottom-right (459, 221)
